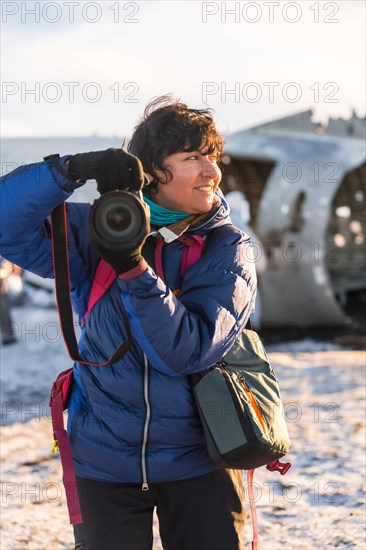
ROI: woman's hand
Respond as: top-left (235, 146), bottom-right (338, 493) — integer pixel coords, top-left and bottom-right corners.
top-left (68, 148), bottom-right (146, 195)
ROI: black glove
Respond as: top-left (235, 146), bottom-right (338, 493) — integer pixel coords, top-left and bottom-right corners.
top-left (92, 236), bottom-right (148, 275)
top-left (68, 148), bottom-right (145, 195)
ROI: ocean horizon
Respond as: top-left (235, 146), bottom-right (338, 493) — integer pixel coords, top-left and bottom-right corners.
top-left (1, 136), bottom-right (128, 170)
top-left (1, 136), bottom-right (128, 203)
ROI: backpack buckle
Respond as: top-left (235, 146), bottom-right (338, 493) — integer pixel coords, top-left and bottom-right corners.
top-left (266, 459), bottom-right (291, 475)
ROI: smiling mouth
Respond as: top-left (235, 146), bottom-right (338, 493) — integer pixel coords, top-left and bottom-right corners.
top-left (195, 185), bottom-right (214, 193)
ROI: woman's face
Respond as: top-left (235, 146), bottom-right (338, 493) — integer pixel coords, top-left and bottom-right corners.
top-left (151, 150), bottom-right (222, 214)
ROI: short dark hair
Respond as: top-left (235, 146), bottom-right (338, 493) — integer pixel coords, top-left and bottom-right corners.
top-left (128, 95), bottom-right (224, 192)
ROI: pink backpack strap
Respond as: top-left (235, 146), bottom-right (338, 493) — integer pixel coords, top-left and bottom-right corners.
top-left (82, 260), bottom-right (116, 326)
top-left (154, 234), bottom-right (206, 283)
top-left (178, 235), bottom-right (205, 279)
top-left (84, 235), bottom-right (205, 313)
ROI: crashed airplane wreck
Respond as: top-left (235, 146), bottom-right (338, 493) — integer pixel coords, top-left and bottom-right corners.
top-left (221, 110), bottom-right (366, 326)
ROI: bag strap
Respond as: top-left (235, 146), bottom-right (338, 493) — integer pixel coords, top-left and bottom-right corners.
top-left (50, 203), bottom-right (133, 366)
top-left (247, 469), bottom-right (258, 550)
top-left (50, 203), bottom-right (82, 362)
top-left (50, 369), bottom-right (82, 524)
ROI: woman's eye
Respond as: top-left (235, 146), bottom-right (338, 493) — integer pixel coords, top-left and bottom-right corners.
top-left (185, 154), bottom-right (219, 162)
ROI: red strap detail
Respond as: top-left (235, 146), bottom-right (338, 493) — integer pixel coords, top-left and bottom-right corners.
top-left (154, 238), bottom-right (165, 282)
top-left (118, 259), bottom-right (148, 281)
top-left (82, 260), bottom-right (116, 326)
top-left (247, 469), bottom-right (258, 550)
top-left (51, 391), bottom-right (82, 524)
top-left (266, 459), bottom-right (292, 476)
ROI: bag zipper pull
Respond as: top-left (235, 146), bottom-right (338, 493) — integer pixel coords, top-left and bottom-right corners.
top-left (141, 483), bottom-right (149, 491)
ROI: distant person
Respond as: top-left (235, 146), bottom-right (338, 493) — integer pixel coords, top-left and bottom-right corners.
top-left (0, 257), bottom-right (17, 345)
top-left (6, 262), bottom-right (24, 306)
top-left (225, 190), bottom-right (267, 328)
top-left (0, 96), bottom-right (257, 550)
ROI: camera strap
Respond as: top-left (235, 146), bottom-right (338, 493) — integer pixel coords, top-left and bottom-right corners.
top-left (50, 202), bottom-right (133, 366)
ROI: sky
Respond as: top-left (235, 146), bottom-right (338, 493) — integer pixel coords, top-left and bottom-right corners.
top-left (1, 0), bottom-right (365, 137)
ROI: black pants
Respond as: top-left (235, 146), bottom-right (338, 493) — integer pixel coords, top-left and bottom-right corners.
top-left (73, 469), bottom-right (247, 550)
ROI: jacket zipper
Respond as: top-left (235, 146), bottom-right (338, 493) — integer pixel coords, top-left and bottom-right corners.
top-left (141, 353), bottom-right (150, 490)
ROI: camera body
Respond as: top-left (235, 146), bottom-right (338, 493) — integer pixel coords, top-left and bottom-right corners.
top-left (88, 188), bottom-right (150, 251)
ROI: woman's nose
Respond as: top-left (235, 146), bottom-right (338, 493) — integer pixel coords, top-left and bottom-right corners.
top-left (202, 158), bottom-right (221, 181)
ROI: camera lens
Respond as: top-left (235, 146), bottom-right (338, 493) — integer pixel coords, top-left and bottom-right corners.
top-left (88, 190), bottom-right (149, 250)
top-left (106, 207), bottom-right (132, 232)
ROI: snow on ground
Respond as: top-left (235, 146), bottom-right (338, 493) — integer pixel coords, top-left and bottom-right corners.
top-left (1, 302), bottom-right (365, 549)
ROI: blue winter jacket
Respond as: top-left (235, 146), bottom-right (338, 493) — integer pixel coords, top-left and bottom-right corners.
top-left (0, 156), bottom-right (257, 484)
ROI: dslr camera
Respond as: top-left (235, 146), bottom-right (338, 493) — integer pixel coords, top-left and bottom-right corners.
top-left (89, 187), bottom-right (149, 251)
top-left (82, 148), bottom-right (150, 251)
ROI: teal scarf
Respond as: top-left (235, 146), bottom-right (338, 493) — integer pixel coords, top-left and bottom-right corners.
top-left (144, 196), bottom-right (190, 227)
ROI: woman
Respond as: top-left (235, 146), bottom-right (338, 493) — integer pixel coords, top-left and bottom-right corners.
top-left (0, 96), bottom-right (257, 550)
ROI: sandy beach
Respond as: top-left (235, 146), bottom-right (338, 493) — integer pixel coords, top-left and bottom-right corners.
top-left (1, 330), bottom-right (365, 549)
